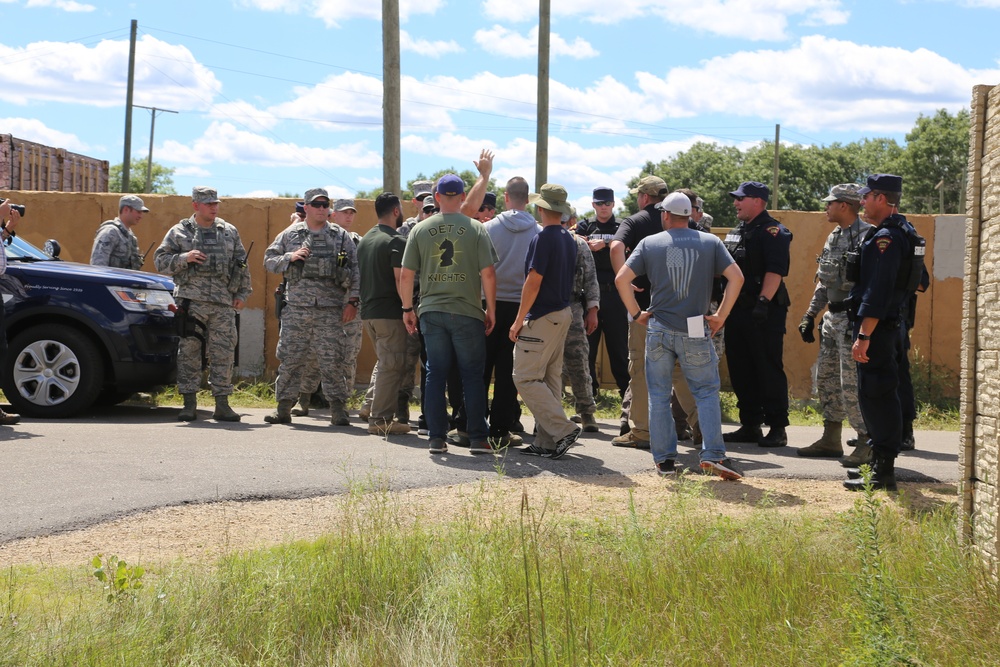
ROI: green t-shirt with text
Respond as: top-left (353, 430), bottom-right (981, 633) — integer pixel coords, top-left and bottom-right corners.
top-left (401, 212), bottom-right (498, 321)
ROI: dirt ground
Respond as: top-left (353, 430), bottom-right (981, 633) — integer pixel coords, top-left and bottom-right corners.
top-left (0, 474), bottom-right (959, 569)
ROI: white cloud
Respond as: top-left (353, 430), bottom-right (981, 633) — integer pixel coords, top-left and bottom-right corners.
top-left (481, 0), bottom-right (848, 40)
top-left (474, 25), bottom-right (598, 59)
top-left (157, 121), bottom-right (383, 169)
top-left (0, 35), bottom-right (220, 110)
top-left (209, 101), bottom-right (281, 131)
top-left (0, 117), bottom-right (89, 151)
top-left (400, 30), bottom-right (463, 58)
top-left (174, 166), bottom-right (212, 178)
top-left (236, 0), bottom-right (445, 26)
top-left (26, 0), bottom-right (95, 12)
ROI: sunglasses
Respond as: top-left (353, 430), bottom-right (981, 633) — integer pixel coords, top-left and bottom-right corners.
top-left (593, 201), bottom-right (614, 206)
top-left (309, 201), bottom-right (331, 209)
top-left (733, 196), bottom-right (746, 202)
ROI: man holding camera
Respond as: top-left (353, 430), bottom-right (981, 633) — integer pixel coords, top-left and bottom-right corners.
top-left (91, 194), bottom-right (148, 270)
top-left (0, 199), bottom-right (22, 425)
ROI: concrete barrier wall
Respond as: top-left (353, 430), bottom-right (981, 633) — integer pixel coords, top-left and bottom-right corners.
top-left (0, 189), bottom-right (962, 402)
top-left (962, 84), bottom-right (1000, 567)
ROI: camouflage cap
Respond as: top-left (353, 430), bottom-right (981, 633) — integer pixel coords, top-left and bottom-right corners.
top-left (334, 198), bottom-right (357, 212)
top-left (422, 196), bottom-right (438, 211)
top-left (192, 186), bottom-right (221, 204)
top-left (304, 187), bottom-right (330, 203)
top-left (822, 183), bottom-right (862, 203)
top-left (412, 180), bottom-right (434, 199)
top-left (119, 194), bottom-right (149, 212)
top-left (629, 175), bottom-right (669, 197)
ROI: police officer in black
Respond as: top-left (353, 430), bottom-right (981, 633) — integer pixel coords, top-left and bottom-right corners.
top-left (844, 174), bottom-right (920, 491)
top-left (722, 181), bottom-right (793, 448)
top-left (576, 186), bottom-right (630, 400)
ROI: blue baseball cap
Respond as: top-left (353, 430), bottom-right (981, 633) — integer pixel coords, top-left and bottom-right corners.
top-left (436, 174), bottom-right (465, 196)
top-left (729, 181), bottom-right (770, 200)
top-left (858, 174), bottom-right (902, 196)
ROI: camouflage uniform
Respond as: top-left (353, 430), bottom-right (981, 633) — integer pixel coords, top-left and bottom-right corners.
top-left (563, 234), bottom-right (600, 416)
top-left (808, 216), bottom-right (872, 432)
top-left (264, 220), bottom-right (360, 405)
top-left (154, 216), bottom-right (252, 396)
top-left (91, 219), bottom-right (143, 269)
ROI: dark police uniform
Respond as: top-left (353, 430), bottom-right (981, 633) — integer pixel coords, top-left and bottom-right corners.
top-left (849, 214), bottom-right (912, 460)
top-left (576, 211), bottom-right (630, 396)
top-left (723, 210), bottom-right (793, 431)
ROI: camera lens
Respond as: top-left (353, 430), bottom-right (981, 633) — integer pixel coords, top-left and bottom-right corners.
top-left (11, 204), bottom-right (25, 216)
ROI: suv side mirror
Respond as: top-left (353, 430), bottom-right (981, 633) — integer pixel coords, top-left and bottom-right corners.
top-left (44, 239), bottom-right (62, 259)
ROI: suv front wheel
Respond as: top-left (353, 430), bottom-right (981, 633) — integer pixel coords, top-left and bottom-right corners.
top-left (1, 324), bottom-right (105, 418)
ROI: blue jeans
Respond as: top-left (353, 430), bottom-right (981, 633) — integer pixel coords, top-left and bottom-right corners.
top-left (645, 320), bottom-right (727, 463)
top-left (419, 311), bottom-right (489, 442)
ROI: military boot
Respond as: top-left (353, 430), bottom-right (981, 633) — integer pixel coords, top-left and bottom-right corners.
top-left (330, 400), bottom-right (351, 426)
top-left (900, 420), bottom-right (915, 451)
top-left (265, 399), bottom-right (295, 424)
top-left (797, 420), bottom-right (844, 457)
top-left (213, 395), bottom-right (241, 422)
top-left (580, 413), bottom-right (599, 433)
top-left (841, 438), bottom-right (873, 468)
top-left (178, 393), bottom-right (198, 421)
top-left (844, 452), bottom-right (897, 492)
top-left (291, 392), bottom-right (311, 417)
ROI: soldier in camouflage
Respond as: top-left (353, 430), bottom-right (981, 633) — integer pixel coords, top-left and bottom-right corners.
top-left (290, 198), bottom-right (365, 418)
top-left (154, 186), bottom-right (252, 422)
top-left (797, 183), bottom-right (872, 460)
top-left (91, 194), bottom-right (148, 270)
top-left (561, 207), bottom-right (600, 432)
top-left (263, 187), bottom-right (361, 426)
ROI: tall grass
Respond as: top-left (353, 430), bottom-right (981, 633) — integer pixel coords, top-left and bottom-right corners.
top-left (0, 479), bottom-right (996, 666)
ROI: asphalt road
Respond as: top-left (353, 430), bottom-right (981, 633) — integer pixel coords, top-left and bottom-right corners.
top-left (0, 405), bottom-right (959, 545)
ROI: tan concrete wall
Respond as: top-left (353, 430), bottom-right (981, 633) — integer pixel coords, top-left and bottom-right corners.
top-left (0, 189), bottom-right (962, 402)
top-left (961, 84), bottom-right (1000, 568)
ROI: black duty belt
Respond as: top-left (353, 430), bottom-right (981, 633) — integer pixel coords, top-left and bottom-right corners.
top-left (828, 301), bottom-right (849, 313)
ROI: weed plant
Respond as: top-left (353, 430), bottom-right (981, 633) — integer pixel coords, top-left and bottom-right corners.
top-left (0, 481), bottom-right (996, 666)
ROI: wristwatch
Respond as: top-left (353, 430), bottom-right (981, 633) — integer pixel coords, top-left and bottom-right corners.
top-left (857, 333), bottom-right (870, 341)
top-left (632, 310), bottom-right (643, 320)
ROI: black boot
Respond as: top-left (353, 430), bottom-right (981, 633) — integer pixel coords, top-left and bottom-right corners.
top-left (900, 421), bottom-right (915, 451)
top-left (758, 426), bottom-right (788, 448)
top-left (723, 424), bottom-right (763, 443)
top-left (844, 452), bottom-right (897, 492)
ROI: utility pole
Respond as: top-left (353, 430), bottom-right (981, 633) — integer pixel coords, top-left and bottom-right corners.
top-left (535, 0), bottom-right (550, 190)
top-left (122, 19), bottom-right (138, 193)
top-left (134, 105), bottom-right (178, 193)
top-left (382, 0), bottom-right (400, 195)
top-left (771, 124), bottom-right (780, 210)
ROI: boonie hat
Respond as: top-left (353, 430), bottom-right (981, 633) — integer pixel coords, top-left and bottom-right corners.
top-left (630, 176), bottom-right (669, 197)
top-left (858, 174), bottom-right (902, 196)
top-left (334, 198), bottom-right (356, 212)
top-left (822, 183), bottom-right (863, 203)
top-left (528, 183), bottom-right (574, 215)
top-left (655, 191), bottom-right (692, 217)
top-left (729, 181), bottom-right (770, 200)
top-left (119, 194), bottom-right (149, 212)
top-left (436, 174), bottom-right (465, 196)
top-left (305, 187), bottom-right (330, 203)
top-left (192, 186), bottom-right (221, 204)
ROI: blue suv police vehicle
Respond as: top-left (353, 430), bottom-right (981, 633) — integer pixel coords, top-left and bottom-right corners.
top-left (1, 235), bottom-right (178, 417)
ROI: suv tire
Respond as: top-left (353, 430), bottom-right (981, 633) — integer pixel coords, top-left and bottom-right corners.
top-left (1, 324), bottom-right (105, 418)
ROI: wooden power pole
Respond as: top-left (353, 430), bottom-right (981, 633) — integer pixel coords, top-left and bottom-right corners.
top-left (382, 0), bottom-right (401, 195)
top-left (122, 19), bottom-right (137, 193)
top-left (535, 0), bottom-right (550, 190)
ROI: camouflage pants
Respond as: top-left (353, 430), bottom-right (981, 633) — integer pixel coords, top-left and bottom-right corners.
top-left (177, 300), bottom-right (237, 396)
top-left (276, 304), bottom-right (349, 403)
top-left (562, 302), bottom-right (596, 415)
top-left (297, 317), bottom-right (363, 396)
top-left (361, 330), bottom-right (421, 413)
top-left (816, 311), bottom-right (866, 434)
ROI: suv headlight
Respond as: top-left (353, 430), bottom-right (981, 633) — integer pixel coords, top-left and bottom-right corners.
top-left (107, 286), bottom-right (176, 313)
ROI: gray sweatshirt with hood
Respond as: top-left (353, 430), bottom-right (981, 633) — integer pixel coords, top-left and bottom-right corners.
top-left (484, 209), bottom-right (542, 302)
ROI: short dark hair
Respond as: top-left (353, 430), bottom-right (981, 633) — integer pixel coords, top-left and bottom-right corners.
top-left (871, 190), bottom-right (901, 207)
top-left (676, 188), bottom-right (699, 207)
top-left (506, 176), bottom-right (529, 206)
top-left (375, 192), bottom-right (400, 218)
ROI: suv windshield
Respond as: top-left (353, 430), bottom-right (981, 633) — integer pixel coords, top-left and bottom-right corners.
top-left (5, 236), bottom-right (53, 261)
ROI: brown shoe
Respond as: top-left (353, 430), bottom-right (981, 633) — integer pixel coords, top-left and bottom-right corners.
top-left (368, 420), bottom-right (412, 436)
top-left (0, 409), bottom-right (20, 426)
top-left (611, 431), bottom-right (650, 449)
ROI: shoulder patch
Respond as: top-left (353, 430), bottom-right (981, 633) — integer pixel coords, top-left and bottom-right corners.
top-left (875, 237), bottom-right (892, 254)
top-left (766, 225), bottom-right (780, 237)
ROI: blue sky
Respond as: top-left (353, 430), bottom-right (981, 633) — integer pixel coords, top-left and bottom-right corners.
top-left (1, 0), bottom-right (998, 214)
